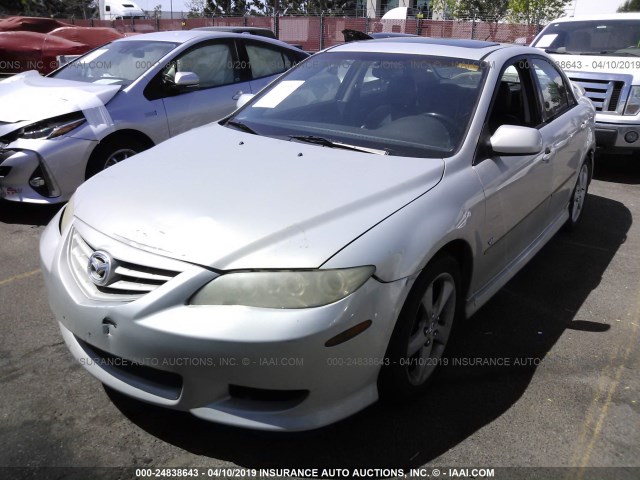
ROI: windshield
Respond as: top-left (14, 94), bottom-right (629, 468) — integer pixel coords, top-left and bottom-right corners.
top-left (51, 40), bottom-right (178, 86)
top-left (228, 51), bottom-right (487, 158)
top-left (532, 19), bottom-right (640, 56)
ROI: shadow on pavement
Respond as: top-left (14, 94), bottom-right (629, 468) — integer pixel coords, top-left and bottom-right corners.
top-left (107, 192), bottom-right (631, 470)
top-left (594, 152), bottom-right (640, 185)
top-left (0, 200), bottom-right (60, 227)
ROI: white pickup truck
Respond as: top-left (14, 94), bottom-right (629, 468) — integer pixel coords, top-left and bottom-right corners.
top-left (531, 13), bottom-right (640, 156)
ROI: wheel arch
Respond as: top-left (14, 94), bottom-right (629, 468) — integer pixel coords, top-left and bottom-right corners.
top-left (428, 238), bottom-right (474, 319)
top-left (85, 129), bottom-right (155, 179)
top-left (586, 147), bottom-right (595, 184)
top-left (93, 129), bottom-right (155, 153)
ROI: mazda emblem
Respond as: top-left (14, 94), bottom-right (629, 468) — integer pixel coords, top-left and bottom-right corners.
top-left (87, 251), bottom-right (115, 286)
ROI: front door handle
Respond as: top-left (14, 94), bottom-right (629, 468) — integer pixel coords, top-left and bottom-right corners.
top-left (542, 147), bottom-right (554, 163)
top-left (232, 90), bottom-right (244, 101)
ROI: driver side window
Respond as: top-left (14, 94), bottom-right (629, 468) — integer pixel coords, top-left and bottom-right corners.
top-left (165, 43), bottom-right (236, 89)
top-left (488, 62), bottom-right (530, 134)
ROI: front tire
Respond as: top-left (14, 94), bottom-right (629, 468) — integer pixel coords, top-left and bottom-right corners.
top-left (378, 254), bottom-right (461, 401)
top-left (85, 137), bottom-right (148, 179)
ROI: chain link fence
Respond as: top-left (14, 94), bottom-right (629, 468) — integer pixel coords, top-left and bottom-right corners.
top-left (59, 15), bottom-right (540, 52)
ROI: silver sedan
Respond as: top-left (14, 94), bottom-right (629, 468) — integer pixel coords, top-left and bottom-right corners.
top-left (40, 38), bottom-right (595, 431)
top-left (0, 30), bottom-right (308, 204)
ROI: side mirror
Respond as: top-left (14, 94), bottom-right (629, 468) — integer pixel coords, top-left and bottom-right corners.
top-left (490, 125), bottom-right (543, 155)
top-left (236, 93), bottom-right (255, 109)
top-left (174, 71), bottom-right (200, 88)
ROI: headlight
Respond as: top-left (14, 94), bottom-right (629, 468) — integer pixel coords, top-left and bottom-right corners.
top-left (624, 86), bottom-right (640, 116)
top-left (19, 113), bottom-right (85, 140)
top-left (189, 266), bottom-right (375, 309)
top-left (59, 195), bottom-right (75, 233)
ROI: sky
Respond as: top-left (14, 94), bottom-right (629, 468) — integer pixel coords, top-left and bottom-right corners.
top-left (136, 0), bottom-right (627, 16)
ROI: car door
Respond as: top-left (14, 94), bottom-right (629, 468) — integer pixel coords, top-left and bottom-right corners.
top-left (530, 56), bottom-right (592, 220)
top-left (473, 57), bottom-right (555, 284)
top-left (240, 40), bottom-right (302, 94)
top-left (157, 39), bottom-right (251, 137)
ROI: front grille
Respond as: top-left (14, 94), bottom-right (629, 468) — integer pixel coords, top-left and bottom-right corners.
top-left (68, 229), bottom-right (182, 302)
top-left (568, 73), bottom-right (631, 114)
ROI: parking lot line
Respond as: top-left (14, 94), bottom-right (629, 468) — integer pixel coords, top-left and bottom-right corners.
top-left (571, 275), bottom-right (640, 474)
top-left (0, 269), bottom-right (41, 287)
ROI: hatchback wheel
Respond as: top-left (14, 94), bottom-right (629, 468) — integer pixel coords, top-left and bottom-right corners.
top-left (86, 138), bottom-right (149, 179)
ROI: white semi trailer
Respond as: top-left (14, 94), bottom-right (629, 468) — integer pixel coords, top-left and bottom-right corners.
top-left (98, 0), bottom-right (147, 20)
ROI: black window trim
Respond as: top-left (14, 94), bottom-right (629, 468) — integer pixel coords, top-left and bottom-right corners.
top-left (143, 38), bottom-right (242, 101)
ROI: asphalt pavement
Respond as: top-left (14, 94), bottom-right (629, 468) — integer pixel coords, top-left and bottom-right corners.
top-left (0, 154), bottom-right (638, 479)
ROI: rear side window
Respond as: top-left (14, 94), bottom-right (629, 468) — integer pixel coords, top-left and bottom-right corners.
top-left (246, 44), bottom-right (290, 79)
top-left (531, 58), bottom-right (572, 122)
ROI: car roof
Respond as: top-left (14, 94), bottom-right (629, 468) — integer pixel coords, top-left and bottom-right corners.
top-left (328, 37), bottom-right (510, 61)
top-left (193, 26), bottom-right (276, 37)
top-left (114, 29), bottom-right (300, 50)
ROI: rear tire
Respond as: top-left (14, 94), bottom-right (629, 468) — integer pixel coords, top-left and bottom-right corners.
top-left (378, 254), bottom-right (461, 401)
top-left (565, 159), bottom-right (590, 230)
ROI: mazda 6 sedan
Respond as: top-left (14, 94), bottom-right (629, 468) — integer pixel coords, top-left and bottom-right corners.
top-left (40, 38), bottom-right (595, 431)
top-left (0, 30), bottom-right (307, 204)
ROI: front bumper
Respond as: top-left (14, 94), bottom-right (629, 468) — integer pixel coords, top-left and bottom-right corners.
top-left (40, 210), bottom-right (409, 431)
top-left (0, 137), bottom-right (95, 204)
top-left (594, 119), bottom-right (640, 153)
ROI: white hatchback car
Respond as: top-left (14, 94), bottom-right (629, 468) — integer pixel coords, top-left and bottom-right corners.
top-left (0, 30), bottom-right (307, 204)
top-left (41, 38), bottom-right (595, 431)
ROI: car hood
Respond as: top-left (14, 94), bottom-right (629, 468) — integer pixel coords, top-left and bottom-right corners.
top-left (74, 123), bottom-right (445, 270)
top-left (0, 71), bottom-right (120, 128)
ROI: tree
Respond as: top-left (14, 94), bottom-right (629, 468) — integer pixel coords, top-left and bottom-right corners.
top-left (618, 0), bottom-right (640, 12)
top-left (62, 0), bottom-right (97, 19)
top-left (430, 0), bottom-right (458, 19)
top-left (151, 4), bottom-right (163, 19)
top-left (508, 0), bottom-right (571, 25)
top-left (456, 0), bottom-right (510, 21)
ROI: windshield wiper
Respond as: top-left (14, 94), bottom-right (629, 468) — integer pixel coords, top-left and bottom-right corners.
top-left (599, 50), bottom-right (640, 57)
top-left (545, 49), bottom-right (595, 55)
top-left (289, 135), bottom-right (388, 155)
top-left (225, 120), bottom-right (257, 135)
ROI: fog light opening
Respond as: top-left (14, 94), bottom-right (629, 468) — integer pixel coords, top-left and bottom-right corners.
top-left (29, 177), bottom-right (46, 188)
top-left (624, 131), bottom-right (639, 144)
top-left (325, 320), bottom-right (373, 347)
